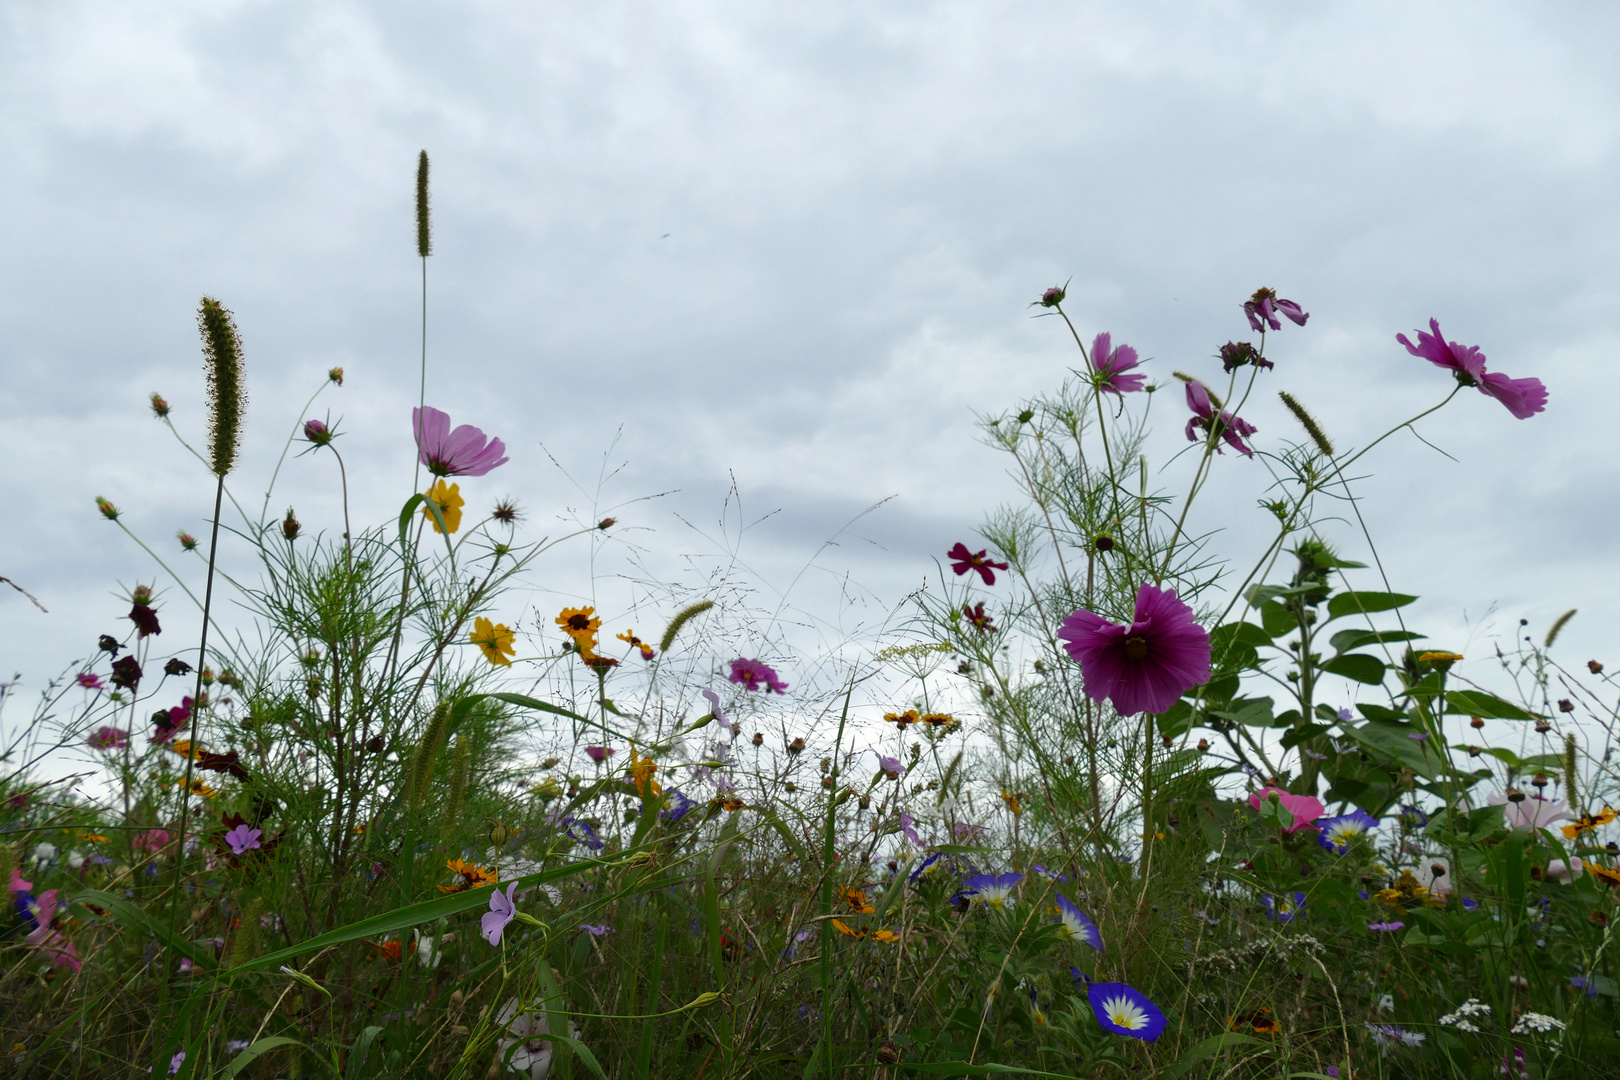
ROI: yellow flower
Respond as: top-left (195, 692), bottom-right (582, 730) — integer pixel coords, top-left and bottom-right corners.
top-left (439, 858), bottom-right (498, 893)
top-left (840, 888), bottom-right (875, 914)
top-left (616, 629), bottom-right (656, 660)
top-left (719, 796), bottom-right (745, 812)
top-left (920, 712), bottom-right (954, 727)
top-left (1417, 651), bottom-right (1464, 665)
top-left (1000, 790), bottom-right (1024, 818)
top-left (872, 928), bottom-right (901, 942)
top-left (628, 748), bottom-right (661, 798)
top-left (884, 710), bottom-right (920, 728)
top-left (556, 606), bottom-right (601, 653)
top-left (1562, 807), bottom-right (1618, 840)
top-left (188, 779), bottom-right (217, 799)
top-left (831, 919), bottom-right (866, 939)
top-left (1588, 863), bottom-right (1620, 887)
top-left (470, 617), bottom-right (515, 667)
top-left (168, 740), bottom-right (205, 760)
top-left (423, 480), bottom-right (464, 534)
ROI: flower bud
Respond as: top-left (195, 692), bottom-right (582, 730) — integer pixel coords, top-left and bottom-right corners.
top-left (178, 531), bottom-right (198, 551)
top-left (1558, 699), bottom-right (1575, 713)
top-left (1038, 285), bottom-right (1065, 307)
top-left (1590, 660), bottom-right (1604, 674)
top-left (149, 392), bottom-right (171, 418)
top-left (303, 419), bottom-right (333, 446)
top-left (282, 508), bottom-right (301, 541)
top-left (95, 497), bottom-right (120, 521)
top-left (1093, 534), bottom-right (1115, 553)
top-left (1470, 715), bottom-right (1485, 729)
top-left (328, 367), bottom-right (344, 385)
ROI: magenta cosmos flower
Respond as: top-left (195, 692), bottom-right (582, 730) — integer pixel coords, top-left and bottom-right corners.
top-left (728, 657), bottom-right (787, 694)
top-left (1184, 381), bottom-right (1258, 457)
top-left (1243, 288), bottom-right (1308, 332)
top-left (1058, 584), bottom-right (1211, 716)
top-left (1249, 786), bottom-right (1325, 833)
top-left (1397, 318), bottom-right (1547, 419)
top-left (1089, 333), bottom-right (1147, 395)
top-left (947, 542), bottom-right (1009, 586)
top-left (413, 406), bottom-right (510, 477)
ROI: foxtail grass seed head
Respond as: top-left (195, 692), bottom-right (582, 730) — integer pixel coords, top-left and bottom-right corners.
top-left (415, 150), bottom-right (432, 258)
top-left (1277, 391), bottom-right (1335, 456)
top-left (1545, 608), bottom-right (1576, 649)
top-left (409, 700), bottom-right (452, 813)
top-left (659, 600), bottom-right (715, 655)
top-left (198, 297), bottom-right (246, 477)
top-left (441, 733), bottom-right (471, 837)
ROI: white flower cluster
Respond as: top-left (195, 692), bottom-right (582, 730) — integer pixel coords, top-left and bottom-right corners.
top-left (1510, 1012), bottom-right (1567, 1036)
top-left (1439, 998), bottom-right (1492, 1033)
top-left (1190, 934), bottom-right (1326, 972)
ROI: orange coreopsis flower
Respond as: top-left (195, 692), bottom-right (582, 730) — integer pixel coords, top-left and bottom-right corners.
top-left (839, 888), bottom-right (875, 915)
top-left (556, 606), bottom-right (601, 646)
top-left (831, 919), bottom-right (866, 939)
top-left (628, 749), bottom-right (661, 798)
top-left (439, 858), bottom-right (498, 893)
top-left (872, 929), bottom-right (901, 942)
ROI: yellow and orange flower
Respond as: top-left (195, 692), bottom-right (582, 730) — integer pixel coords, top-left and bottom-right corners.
top-left (719, 796), bottom-right (745, 812)
top-left (831, 919), bottom-right (866, 939)
top-left (470, 617), bottom-right (516, 667)
top-left (872, 929), bottom-right (902, 942)
top-left (616, 629), bottom-right (656, 661)
top-left (1562, 807), bottom-right (1618, 840)
top-left (628, 748), bottom-right (661, 799)
top-left (840, 888), bottom-right (875, 915)
top-left (422, 480), bottom-right (464, 534)
top-left (1000, 790), bottom-right (1024, 818)
top-left (438, 857), bottom-right (498, 893)
top-left (1587, 863), bottom-right (1620, 887)
top-left (884, 710), bottom-right (920, 728)
top-left (920, 713), bottom-right (954, 727)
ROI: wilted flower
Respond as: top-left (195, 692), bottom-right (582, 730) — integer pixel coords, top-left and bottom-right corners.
top-left (281, 508), bottom-right (301, 541)
top-left (728, 657), bottom-right (788, 694)
top-left (1184, 380), bottom-right (1258, 457)
top-left (128, 594), bottom-right (161, 638)
top-left (1397, 318), bottom-right (1547, 419)
top-left (946, 542), bottom-right (1009, 586)
top-left (1088, 982), bottom-right (1166, 1041)
top-left (1218, 340), bottom-right (1271, 373)
top-left (1058, 584), bottom-right (1212, 716)
top-left (413, 406), bottom-right (510, 477)
top-left (1244, 288), bottom-right (1309, 332)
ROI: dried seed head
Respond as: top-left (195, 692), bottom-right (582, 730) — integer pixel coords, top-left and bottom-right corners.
top-left (1470, 716), bottom-right (1485, 729)
top-left (1589, 659), bottom-right (1604, 674)
top-left (198, 297), bottom-right (246, 477)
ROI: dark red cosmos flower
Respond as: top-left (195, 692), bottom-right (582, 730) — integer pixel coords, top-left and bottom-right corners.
top-left (109, 656), bottom-right (142, 690)
top-left (129, 599), bottom-right (161, 638)
top-left (1058, 584), bottom-right (1212, 716)
top-left (963, 603), bottom-right (997, 633)
top-left (198, 750), bottom-right (250, 782)
top-left (947, 543), bottom-right (1009, 586)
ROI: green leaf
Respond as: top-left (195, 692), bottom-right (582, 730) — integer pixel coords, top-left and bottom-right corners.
top-left (482, 692), bottom-right (594, 727)
top-left (1344, 721), bottom-right (1437, 778)
top-left (1445, 690), bottom-right (1542, 721)
top-left (1321, 653), bottom-right (1387, 684)
top-left (68, 889), bottom-right (218, 970)
top-left (869, 1062), bottom-right (1113, 1078)
top-left (1356, 703), bottom-right (1407, 722)
top-left (1210, 697), bottom-right (1277, 729)
top-left (1162, 1033), bottom-right (1266, 1079)
top-left (1325, 591), bottom-right (1418, 621)
top-left (397, 493), bottom-right (426, 549)
top-left (1329, 628), bottom-right (1425, 654)
top-left (1258, 600), bottom-right (1296, 638)
top-left (223, 1037), bottom-right (303, 1079)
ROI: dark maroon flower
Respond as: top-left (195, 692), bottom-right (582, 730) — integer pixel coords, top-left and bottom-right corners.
top-left (1089, 333), bottom-right (1147, 395)
top-left (1396, 318), bottom-right (1548, 420)
top-left (163, 658), bottom-right (193, 677)
top-left (1243, 288), bottom-right (1308, 332)
top-left (413, 406), bottom-right (510, 478)
top-left (728, 658), bottom-right (788, 694)
top-left (1184, 381), bottom-right (1258, 457)
top-left (1218, 341), bottom-right (1271, 373)
top-left (98, 635), bottom-right (122, 655)
top-left (281, 509), bottom-right (301, 541)
top-left (963, 603), bottom-right (997, 633)
top-left (129, 600), bottom-right (160, 638)
top-left (198, 750), bottom-right (250, 782)
top-left (109, 656), bottom-right (142, 690)
top-left (947, 543), bottom-right (1009, 586)
top-left (1058, 584), bottom-right (1212, 716)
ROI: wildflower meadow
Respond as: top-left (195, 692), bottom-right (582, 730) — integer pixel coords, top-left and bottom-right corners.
top-left (6, 156), bottom-right (1618, 1080)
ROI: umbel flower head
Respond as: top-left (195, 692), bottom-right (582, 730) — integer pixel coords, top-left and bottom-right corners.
top-left (1397, 318), bottom-right (1548, 419)
top-left (1058, 584), bottom-right (1212, 716)
top-left (413, 406), bottom-right (509, 477)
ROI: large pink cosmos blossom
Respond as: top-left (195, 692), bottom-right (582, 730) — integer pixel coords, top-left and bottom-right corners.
top-left (1488, 790), bottom-right (1570, 832)
top-left (1058, 584), bottom-right (1212, 716)
top-left (1397, 319), bottom-right (1547, 419)
top-left (413, 406), bottom-right (510, 478)
top-left (1089, 333), bottom-right (1147, 396)
top-left (25, 890), bottom-right (82, 972)
top-left (1183, 381), bottom-right (1258, 457)
top-left (1249, 786), bottom-right (1325, 834)
top-left (728, 657), bottom-right (788, 694)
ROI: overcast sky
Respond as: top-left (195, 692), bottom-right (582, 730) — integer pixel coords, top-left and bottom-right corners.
top-left (4, 1), bottom-right (1618, 734)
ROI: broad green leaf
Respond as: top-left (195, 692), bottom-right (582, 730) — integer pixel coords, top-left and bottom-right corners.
top-left (1356, 703), bottom-right (1406, 722)
top-left (1259, 600), bottom-right (1296, 638)
top-left (1329, 628), bottom-right (1424, 654)
top-left (1445, 690), bottom-right (1542, 721)
top-left (1211, 697), bottom-right (1277, 729)
top-left (1325, 591), bottom-right (1418, 621)
top-left (1344, 721), bottom-right (1438, 778)
top-left (1162, 1032), bottom-right (1265, 1079)
top-left (223, 1037), bottom-right (303, 1079)
top-left (1321, 653), bottom-right (1387, 684)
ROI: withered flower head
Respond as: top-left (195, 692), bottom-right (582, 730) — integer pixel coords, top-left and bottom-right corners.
top-left (281, 508), bottom-right (301, 541)
top-left (149, 392), bottom-right (171, 418)
top-left (492, 499), bottom-right (522, 524)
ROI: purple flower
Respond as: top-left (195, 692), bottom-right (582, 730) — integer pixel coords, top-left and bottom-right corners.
top-left (76, 672), bottom-right (105, 690)
top-left (728, 658), bottom-right (787, 694)
top-left (584, 745), bottom-right (613, 763)
top-left (1184, 380), bottom-right (1258, 457)
top-left (1368, 921), bottom-right (1405, 932)
top-left (1318, 809), bottom-right (1379, 855)
top-left (1088, 982), bottom-right (1166, 1041)
top-left (1218, 341), bottom-right (1272, 373)
top-left (947, 542), bottom-right (1010, 586)
top-left (1262, 892), bottom-right (1307, 923)
top-left (1408, 731), bottom-right (1431, 743)
top-left (873, 751), bottom-right (905, 779)
top-left (1089, 333), bottom-right (1147, 395)
top-left (87, 726), bottom-right (129, 750)
top-left (1031, 863), bottom-right (1070, 883)
top-left (1500, 1047), bottom-right (1529, 1078)
top-left (1055, 894), bottom-right (1103, 951)
top-left (1570, 976), bottom-right (1599, 998)
top-left (898, 810), bottom-right (921, 846)
top-left (168, 1050), bottom-right (186, 1075)
top-left (1244, 288), bottom-right (1309, 332)
top-left (1397, 318), bottom-right (1547, 419)
top-left (303, 419), bottom-right (334, 446)
top-left (223, 824), bottom-right (262, 856)
top-left (962, 872), bottom-right (1023, 908)
top-left (580, 923), bottom-right (613, 936)
top-left (412, 406), bottom-right (510, 477)
top-left (483, 882), bottom-right (518, 946)
top-left (1058, 584), bottom-right (1212, 716)
top-left (700, 688), bottom-right (735, 736)
top-left (660, 789), bottom-right (697, 823)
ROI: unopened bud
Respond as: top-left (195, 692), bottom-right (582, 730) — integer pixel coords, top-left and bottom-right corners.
top-left (282, 508), bottom-right (301, 541)
top-left (149, 392), bottom-right (171, 418)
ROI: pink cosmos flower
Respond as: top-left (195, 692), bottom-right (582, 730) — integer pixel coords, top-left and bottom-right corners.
top-left (10, 868), bottom-right (33, 893)
top-left (947, 543), bottom-right (1009, 586)
top-left (136, 829), bottom-right (171, 853)
top-left (1058, 584), bottom-right (1212, 716)
top-left (25, 890), bottom-right (82, 972)
top-left (1397, 319), bottom-right (1548, 419)
top-left (1249, 786), bottom-right (1325, 834)
top-left (1244, 289), bottom-right (1309, 332)
top-left (1089, 333), bottom-right (1146, 395)
top-left (413, 406), bottom-right (510, 477)
top-left (728, 657), bottom-right (788, 694)
top-left (584, 745), bottom-right (613, 763)
top-left (76, 672), bottom-right (105, 690)
top-left (87, 726), bottom-right (129, 750)
top-left (1184, 381), bottom-right (1258, 457)
top-left (1487, 790), bottom-right (1570, 832)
